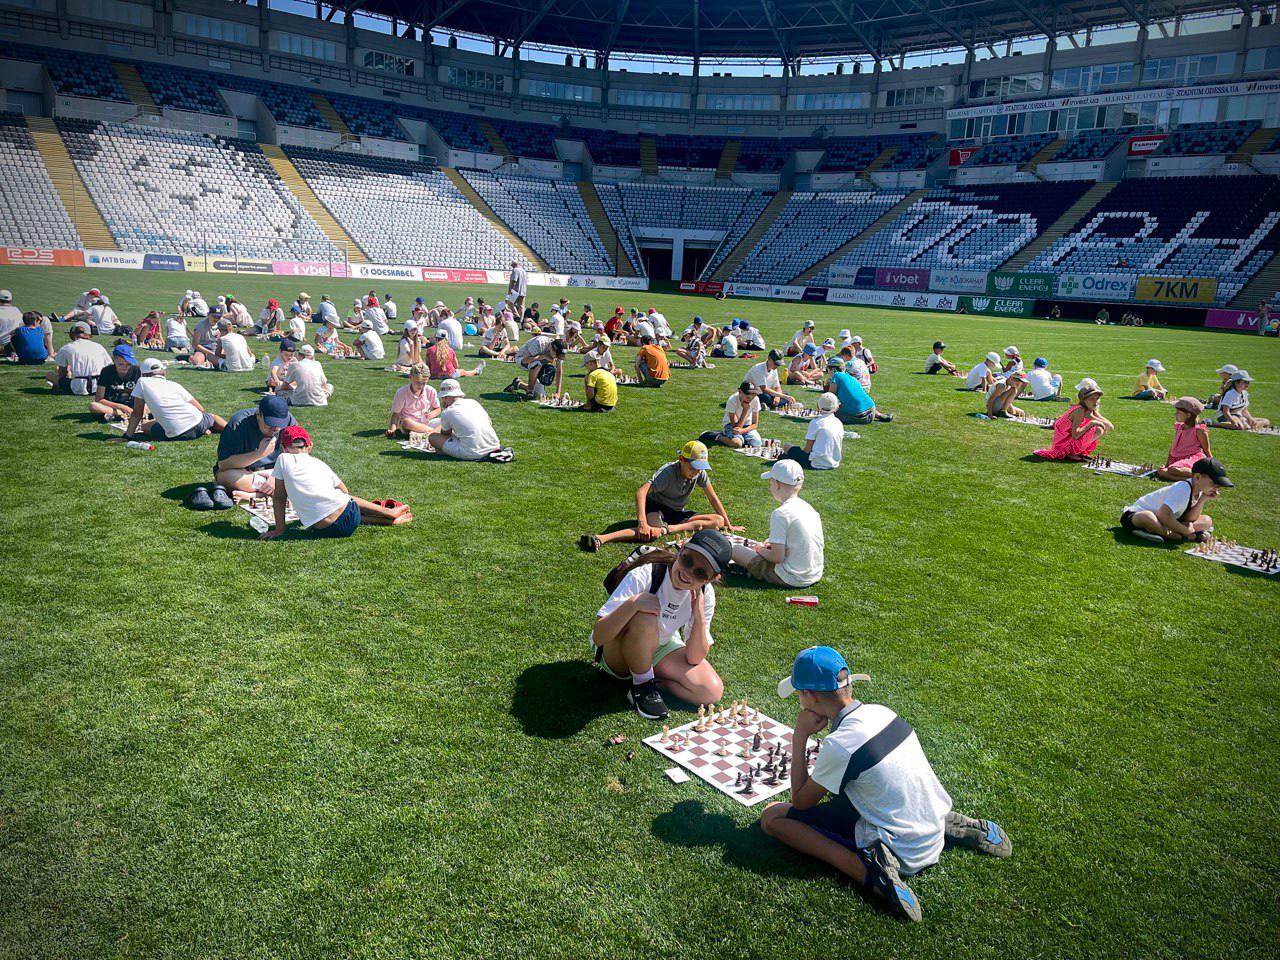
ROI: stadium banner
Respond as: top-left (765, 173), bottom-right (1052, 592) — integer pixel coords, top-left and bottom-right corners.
top-left (1127, 134), bottom-right (1167, 156)
top-left (987, 271), bottom-right (1054, 297)
top-left (351, 262), bottom-right (420, 281)
top-left (143, 254), bottom-right (186, 272)
top-left (420, 267), bottom-right (490, 284)
top-left (949, 146), bottom-right (978, 166)
top-left (85, 250), bottom-right (144, 270)
top-left (273, 260), bottom-right (350, 278)
top-left (947, 79), bottom-right (1280, 120)
top-left (182, 255), bottom-right (208, 272)
top-left (567, 275), bottom-right (649, 290)
top-left (209, 258), bottom-right (273, 274)
top-left (723, 282), bottom-right (805, 300)
top-left (0, 247), bottom-right (85, 267)
top-left (677, 280), bottom-right (724, 294)
top-left (1204, 308), bottom-right (1260, 332)
top-left (1055, 272), bottom-right (1136, 300)
top-left (961, 295), bottom-right (1034, 316)
top-left (929, 269), bottom-right (989, 293)
top-left (801, 286), bottom-right (829, 302)
top-left (1135, 276), bottom-right (1219, 305)
top-left (827, 288), bottom-right (958, 311)
top-left (826, 265), bottom-right (877, 288)
top-left (875, 267), bottom-right (930, 291)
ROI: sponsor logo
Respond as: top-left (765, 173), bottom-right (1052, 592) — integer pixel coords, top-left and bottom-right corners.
top-left (1056, 273), bottom-right (1135, 299)
top-left (143, 254), bottom-right (186, 272)
top-left (1205, 309), bottom-right (1259, 331)
top-left (211, 259), bottom-right (272, 274)
top-left (355, 264), bottom-right (417, 280)
top-left (421, 268), bottom-right (489, 284)
top-left (875, 267), bottom-right (930, 291)
top-left (948, 147), bottom-right (977, 166)
top-left (987, 272), bottom-right (1053, 297)
top-left (962, 296), bottom-right (1032, 316)
top-left (991, 275), bottom-right (1014, 291)
top-left (929, 269), bottom-right (988, 293)
top-left (86, 251), bottom-right (144, 268)
top-left (1136, 276), bottom-right (1218, 305)
top-left (801, 287), bottom-right (828, 302)
top-left (0, 247), bottom-right (85, 267)
top-left (1128, 134), bottom-right (1166, 156)
top-left (972, 297), bottom-right (991, 311)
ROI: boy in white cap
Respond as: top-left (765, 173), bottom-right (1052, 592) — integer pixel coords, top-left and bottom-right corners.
top-left (278, 344), bottom-right (333, 406)
top-left (787, 320), bottom-right (816, 357)
top-left (437, 310), bottom-right (464, 351)
top-left (1208, 364), bottom-right (1238, 408)
top-left (1213, 371), bottom-right (1269, 430)
top-left (731, 459), bottom-right (824, 587)
top-left (779, 392), bottom-right (844, 470)
top-left (425, 379), bottom-right (512, 461)
top-left (123, 358), bottom-right (226, 441)
top-left (964, 352), bottom-right (1002, 391)
top-left (353, 320), bottom-right (385, 360)
top-left (1131, 359), bottom-right (1167, 400)
top-left (850, 335), bottom-right (876, 374)
top-left (759, 646), bottom-right (1011, 923)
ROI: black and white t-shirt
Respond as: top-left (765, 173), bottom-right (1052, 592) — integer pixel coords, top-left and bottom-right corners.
top-left (97, 362), bottom-right (140, 406)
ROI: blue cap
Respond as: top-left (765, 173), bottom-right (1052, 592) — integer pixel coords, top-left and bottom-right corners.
top-left (1034, 357), bottom-right (1048, 368)
top-left (112, 343), bottom-right (136, 362)
top-left (280, 339), bottom-right (297, 352)
top-left (779, 646), bottom-right (868, 697)
top-left (802, 343), bottom-right (818, 356)
top-left (732, 317), bottom-right (741, 326)
top-left (693, 315), bottom-right (703, 323)
top-left (259, 395), bottom-right (292, 428)
top-left (723, 325), bottom-right (732, 332)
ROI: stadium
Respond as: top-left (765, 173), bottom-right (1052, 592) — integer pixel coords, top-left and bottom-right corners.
top-left (0, 0), bottom-right (1278, 956)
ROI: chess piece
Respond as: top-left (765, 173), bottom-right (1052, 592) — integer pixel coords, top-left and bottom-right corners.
top-left (735, 771), bottom-right (742, 787)
top-left (661, 724), bottom-right (670, 744)
top-left (697, 704), bottom-right (706, 732)
top-left (717, 743), bottom-right (728, 757)
top-left (752, 730), bottom-right (762, 752)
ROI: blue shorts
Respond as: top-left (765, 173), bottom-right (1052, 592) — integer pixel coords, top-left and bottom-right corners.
top-left (153, 411), bottom-right (215, 441)
top-left (720, 425), bottom-right (761, 447)
top-left (312, 498), bottom-right (361, 538)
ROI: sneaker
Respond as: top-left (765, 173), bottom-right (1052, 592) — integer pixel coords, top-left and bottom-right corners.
top-left (626, 679), bottom-right (669, 721)
top-left (504, 377), bottom-right (523, 393)
top-left (187, 486), bottom-right (215, 511)
top-left (487, 446), bottom-right (515, 463)
top-left (860, 841), bottom-right (922, 922)
top-left (475, 359), bottom-right (487, 373)
top-left (209, 486), bottom-right (235, 510)
top-left (945, 812), bottom-right (1013, 857)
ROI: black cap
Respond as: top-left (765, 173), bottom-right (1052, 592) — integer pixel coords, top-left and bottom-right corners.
top-left (933, 340), bottom-right (946, 350)
top-left (1192, 457), bottom-right (1234, 488)
top-left (684, 529), bottom-right (732, 576)
top-left (768, 348), bottom-right (784, 363)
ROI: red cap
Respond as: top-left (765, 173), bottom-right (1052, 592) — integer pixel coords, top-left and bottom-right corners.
top-left (279, 425), bottom-right (311, 448)
top-left (89, 288), bottom-right (100, 296)
top-left (648, 308), bottom-right (655, 314)
top-left (268, 298), bottom-right (279, 308)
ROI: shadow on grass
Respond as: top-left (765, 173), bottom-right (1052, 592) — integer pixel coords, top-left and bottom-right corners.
top-left (77, 431), bottom-right (120, 441)
top-left (650, 800), bottom-right (813, 880)
top-left (199, 520), bottom-right (258, 540)
top-left (510, 659), bottom-right (620, 739)
top-left (479, 390), bottom-right (529, 404)
top-left (18, 386), bottom-right (55, 396)
top-left (1108, 526), bottom-right (1182, 549)
top-left (53, 411), bottom-right (97, 422)
top-left (162, 482), bottom-right (209, 504)
top-left (352, 428), bottom-right (389, 438)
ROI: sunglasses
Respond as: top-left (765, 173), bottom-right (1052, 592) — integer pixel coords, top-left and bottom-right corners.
top-left (677, 550), bottom-right (715, 582)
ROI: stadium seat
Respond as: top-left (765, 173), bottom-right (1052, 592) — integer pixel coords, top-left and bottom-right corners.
top-left (0, 112), bottom-right (81, 248)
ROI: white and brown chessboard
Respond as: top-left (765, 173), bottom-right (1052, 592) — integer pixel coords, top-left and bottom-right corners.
top-left (643, 705), bottom-right (816, 807)
top-left (1081, 456), bottom-right (1157, 478)
top-left (1008, 413), bottom-right (1056, 427)
top-left (771, 403), bottom-right (821, 420)
top-left (537, 395), bottom-right (584, 409)
top-left (397, 435), bottom-right (440, 454)
top-left (669, 362), bottom-right (715, 370)
top-left (238, 496), bottom-right (300, 532)
top-left (732, 439), bottom-right (786, 461)
top-left (1248, 426), bottom-right (1280, 437)
top-left (1185, 537), bottom-right (1280, 575)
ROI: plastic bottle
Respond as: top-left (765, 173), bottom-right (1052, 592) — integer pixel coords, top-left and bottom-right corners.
top-left (126, 440), bottom-right (155, 451)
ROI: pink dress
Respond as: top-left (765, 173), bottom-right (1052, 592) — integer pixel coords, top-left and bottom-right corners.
top-left (1034, 404), bottom-right (1100, 459)
top-left (1165, 422), bottom-right (1208, 470)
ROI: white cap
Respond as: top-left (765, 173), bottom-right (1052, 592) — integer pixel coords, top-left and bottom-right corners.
top-left (1232, 369), bottom-right (1253, 383)
top-left (359, 319), bottom-right (373, 330)
top-left (325, 316), bottom-right (339, 326)
top-left (762, 459), bottom-right (804, 484)
top-left (986, 351), bottom-right (1001, 365)
top-left (851, 335), bottom-right (863, 344)
top-left (435, 300), bottom-right (446, 308)
top-left (140, 357), bottom-right (166, 375)
top-left (803, 320), bottom-right (815, 328)
top-left (838, 329), bottom-right (851, 339)
top-left (1004, 345), bottom-right (1019, 356)
top-left (185, 289), bottom-right (193, 297)
top-left (403, 320), bottom-right (419, 332)
top-left (0, 289), bottom-right (10, 302)
top-left (1216, 363), bottom-right (1238, 375)
top-left (817, 391), bottom-right (839, 412)
top-left (1146, 358), bottom-right (1165, 372)
top-left (438, 378), bottom-right (464, 398)
top-left (1075, 377), bottom-right (1102, 395)
top-left (297, 344), bottom-right (315, 358)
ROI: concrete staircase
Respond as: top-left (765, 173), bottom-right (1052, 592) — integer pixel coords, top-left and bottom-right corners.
top-left (441, 167), bottom-right (548, 270)
top-left (1231, 252), bottom-right (1280, 308)
top-left (1022, 137), bottom-right (1066, 177)
top-left (259, 144), bottom-right (369, 262)
top-left (709, 189), bottom-right (792, 281)
top-left (998, 180), bottom-right (1117, 272)
top-left (715, 140), bottom-right (740, 180)
top-left (310, 93), bottom-right (354, 141)
top-left (476, 119), bottom-right (514, 161)
top-left (792, 188), bottom-right (927, 283)
top-left (25, 117), bottom-right (116, 249)
top-left (577, 182), bottom-right (637, 276)
top-left (638, 134), bottom-right (658, 177)
top-left (863, 145), bottom-right (897, 178)
top-left (113, 62), bottom-right (157, 114)
top-left (1228, 126), bottom-right (1278, 170)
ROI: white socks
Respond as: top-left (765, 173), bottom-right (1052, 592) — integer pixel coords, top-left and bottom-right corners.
top-left (631, 668), bottom-right (655, 686)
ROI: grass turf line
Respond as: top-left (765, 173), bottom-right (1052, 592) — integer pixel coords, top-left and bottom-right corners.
top-left (0, 266), bottom-right (1278, 959)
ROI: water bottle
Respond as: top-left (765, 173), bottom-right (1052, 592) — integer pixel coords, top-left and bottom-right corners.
top-left (126, 440), bottom-right (155, 451)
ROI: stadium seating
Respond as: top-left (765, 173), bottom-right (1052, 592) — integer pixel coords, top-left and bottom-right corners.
top-left (816, 133), bottom-right (941, 172)
top-left (0, 113), bottom-right (81, 249)
top-left (462, 169), bottom-right (611, 273)
top-left (1157, 121), bottom-right (1259, 157)
top-left (1053, 129), bottom-right (1127, 162)
top-left (963, 133), bottom-right (1055, 167)
top-left (1264, 130), bottom-right (1280, 154)
top-left (736, 138), bottom-right (811, 173)
top-left (814, 182), bottom-right (1090, 283)
top-left (490, 118), bottom-right (558, 160)
top-left (220, 76), bottom-right (328, 129)
top-left (1029, 175), bottom-right (1280, 305)
top-left (285, 147), bottom-right (532, 269)
top-left (731, 190), bottom-right (908, 282)
top-left (568, 126), bottom-right (642, 167)
top-left (0, 43), bottom-right (129, 102)
top-left (57, 119), bottom-right (334, 259)
top-left (882, 134), bottom-right (945, 171)
top-left (328, 93), bottom-right (408, 141)
top-left (409, 107), bottom-right (492, 153)
top-left (134, 62), bottom-right (229, 116)
top-left (655, 135), bottom-right (726, 170)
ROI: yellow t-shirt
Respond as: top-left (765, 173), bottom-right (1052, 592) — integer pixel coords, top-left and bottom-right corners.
top-left (1136, 371), bottom-right (1162, 392)
top-left (585, 368), bottom-right (618, 407)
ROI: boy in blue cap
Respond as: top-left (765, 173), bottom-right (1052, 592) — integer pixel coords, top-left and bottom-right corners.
top-left (214, 395), bottom-right (299, 497)
top-left (760, 646), bottom-right (1011, 922)
top-left (90, 343), bottom-right (141, 422)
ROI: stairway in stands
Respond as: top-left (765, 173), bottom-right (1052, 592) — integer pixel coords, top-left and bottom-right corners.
top-left (792, 188), bottom-right (927, 283)
top-left (998, 180), bottom-right (1116, 272)
top-left (113, 62), bottom-right (158, 114)
top-left (577, 182), bottom-right (638, 276)
top-left (260, 145), bottom-right (370, 262)
top-left (715, 140), bottom-right (740, 180)
top-left (310, 93), bottom-right (354, 140)
top-left (1228, 126), bottom-right (1278, 171)
top-left (1231, 252), bottom-right (1280, 307)
top-left (1022, 137), bottom-right (1066, 178)
top-left (440, 168), bottom-right (548, 269)
top-left (862, 145), bottom-right (897, 178)
top-left (638, 134), bottom-right (658, 177)
top-left (476, 119), bottom-right (514, 162)
top-left (25, 117), bottom-right (116, 249)
top-left (709, 190), bottom-right (792, 281)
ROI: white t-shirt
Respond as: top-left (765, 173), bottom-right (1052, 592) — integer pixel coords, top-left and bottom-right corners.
top-left (396, 337), bottom-right (416, 366)
top-left (965, 362), bottom-right (992, 389)
top-left (440, 398), bottom-right (500, 457)
top-left (355, 331), bottom-right (385, 360)
top-left (364, 307), bottom-right (390, 335)
top-left (438, 316), bottom-right (464, 351)
top-left (55, 339), bottom-right (111, 380)
top-left (259, 307), bottom-right (284, 330)
top-left (723, 392), bottom-right (761, 429)
top-left (131, 376), bottom-right (203, 438)
top-left (924, 352), bottom-right (945, 373)
top-left (482, 325), bottom-right (506, 350)
top-left (268, 355), bottom-right (290, 385)
top-left (383, 299), bottom-right (398, 320)
top-left (504, 318), bottom-right (520, 343)
top-left (229, 303), bottom-right (253, 329)
top-left (272, 452), bottom-right (349, 529)
top-left (188, 297), bottom-right (209, 317)
top-left (516, 335), bottom-right (554, 366)
top-left (546, 313), bottom-right (566, 338)
top-left (218, 331), bottom-right (255, 371)
top-left (596, 562), bottom-right (715, 647)
top-left (746, 361), bottom-right (781, 394)
top-left (90, 303), bottom-right (118, 334)
top-left (284, 358), bottom-right (330, 406)
top-left (806, 413), bottom-right (844, 470)
top-left (287, 316), bottom-right (307, 343)
top-left (165, 317), bottom-right (189, 340)
top-left (739, 328), bottom-right (765, 349)
top-left (651, 313), bottom-right (671, 338)
top-left (637, 320), bottom-right (655, 340)
top-left (811, 703), bottom-right (952, 875)
top-left (718, 334), bottom-right (739, 357)
top-left (768, 496), bottom-right (824, 587)
top-left (1126, 480), bottom-right (1193, 518)
top-left (1028, 367), bottom-right (1058, 400)
top-left (316, 301), bottom-right (339, 325)
top-left (1220, 387), bottom-right (1248, 412)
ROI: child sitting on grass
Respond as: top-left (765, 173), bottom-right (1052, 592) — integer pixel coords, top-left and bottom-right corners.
top-left (985, 370), bottom-right (1029, 419)
top-left (1034, 378), bottom-right (1114, 461)
top-left (1130, 359), bottom-right (1168, 400)
top-left (1157, 397), bottom-right (1212, 480)
top-left (1121, 457), bottom-right (1232, 543)
top-left (387, 363), bottom-right (441, 437)
top-left (1212, 371), bottom-right (1270, 430)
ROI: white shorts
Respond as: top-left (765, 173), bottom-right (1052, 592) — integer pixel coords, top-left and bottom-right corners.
top-left (442, 437), bottom-right (490, 461)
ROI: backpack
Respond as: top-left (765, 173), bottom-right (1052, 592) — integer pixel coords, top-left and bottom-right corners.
top-left (603, 546), bottom-right (668, 595)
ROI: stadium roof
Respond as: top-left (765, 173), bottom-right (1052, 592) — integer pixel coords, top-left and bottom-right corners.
top-left (350, 1), bottom-right (1243, 63)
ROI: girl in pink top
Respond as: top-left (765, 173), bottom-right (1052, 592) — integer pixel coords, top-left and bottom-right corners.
top-left (424, 332), bottom-right (484, 380)
top-left (1157, 396), bottom-right (1212, 480)
top-left (1034, 378), bottom-right (1114, 461)
top-left (387, 362), bottom-right (441, 437)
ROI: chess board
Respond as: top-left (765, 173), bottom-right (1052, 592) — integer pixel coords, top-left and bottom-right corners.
top-left (771, 405), bottom-right (821, 420)
top-left (1185, 541), bottom-right (1280, 575)
top-left (642, 710), bottom-right (815, 807)
top-left (667, 532), bottom-right (762, 552)
top-left (1009, 414), bottom-right (1055, 427)
top-left (670, 362), bottom-right (715, 370)
top-left (733, 441), bottom-right (786, 461)
top-left (397, 436), bottom-right (439, 454)
top-left (615, 375), bottom-right (641, 385)
top-left (1249, 426), bottom-right (1280, 437)
top-left (1082, 458), bottom-right (1157, 479)
top-left (238, 496), bottom-right (300, 533)
top-left (537, 397), bottom-right (584, 410)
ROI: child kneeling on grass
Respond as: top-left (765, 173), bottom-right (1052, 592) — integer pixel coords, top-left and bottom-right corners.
top-left (263, 425), bottom-right (413, 539)
top-left (1120, 456), bottom-right (1232, 543)
top-left (1034, 378), bottom-right (1113, 461)
top-left (591, 529), bottom-right (731, 720)
top-left (758, 646), bottom-right (1011, 923)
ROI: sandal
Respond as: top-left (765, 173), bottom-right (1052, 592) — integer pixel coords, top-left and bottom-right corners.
top-left (579, 533), bottom-right (602, 552)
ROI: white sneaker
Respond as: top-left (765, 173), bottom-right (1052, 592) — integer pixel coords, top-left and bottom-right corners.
top-left (476, 359), bottom-right (487, 373)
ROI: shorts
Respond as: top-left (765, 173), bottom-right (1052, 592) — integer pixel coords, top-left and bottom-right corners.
top-left (785, 796), bottom-right (925, 877)
top-left (442, 436), bottom-right (493, 461)
top-left (924, 366), bottom-right (941, 375)
top-left (152, 411), bottom-right (216, 441)
top-left (166, 336), bottom-right (190, 351)
top-left (837, 408), bottom-right (875, 425)
top-left (1120, 509), bottom-right (1137, 532)
top-left (312, 497), bottom-right (361, 538)
top-left (638, 367), bottom-right (667, 388)
top-left (585, 398), bottom-right (615, 413)
top-left (720, 425), bottom-right (761, 447)
top-left (642, 495), bottom-right (694, 527)
top-left (594, 634), bottom-right (686, 680)
top-left (746, 554), bottom-right (791, 585)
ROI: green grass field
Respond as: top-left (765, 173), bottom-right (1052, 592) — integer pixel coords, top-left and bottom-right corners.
top-left (2, 265), bottom-right (1278, 959)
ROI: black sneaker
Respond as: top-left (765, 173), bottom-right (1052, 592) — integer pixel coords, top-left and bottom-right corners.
top-left (698, 430), bottom-right (720, 444)
top-left (626, 679), bottom-right (669, 720)
top-left (860, 840), bottom-right (922, 922)
top-left (944, 812), bottom-right (1012, 858)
